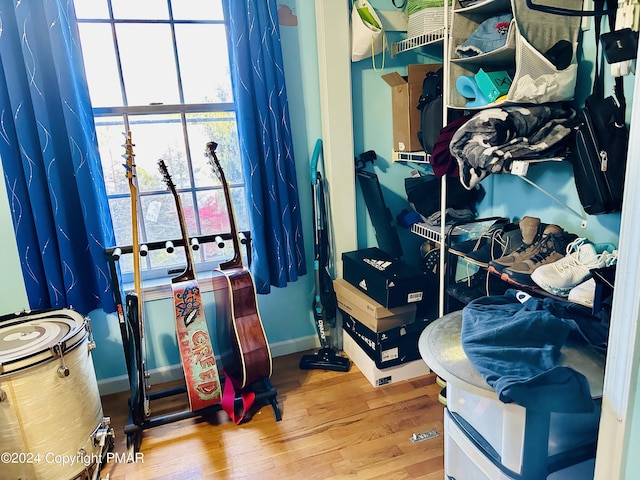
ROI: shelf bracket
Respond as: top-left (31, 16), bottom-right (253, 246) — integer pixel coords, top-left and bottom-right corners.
top-left (515, 174), bottom-right (588, 228)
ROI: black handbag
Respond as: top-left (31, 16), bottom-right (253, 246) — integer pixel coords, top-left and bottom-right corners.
top-left (571, 3), bottom-right (629, 215)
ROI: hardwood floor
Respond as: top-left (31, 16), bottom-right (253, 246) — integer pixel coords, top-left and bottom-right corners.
top-left (99, 351), bottom-right (444, 480)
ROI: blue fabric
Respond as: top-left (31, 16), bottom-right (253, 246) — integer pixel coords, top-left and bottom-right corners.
top-left (461, 290), bottom-right (598, 413)
top-left (0, 0), bottom-right (116, 314)
top-left (221, 0), bottom-right (306, 294)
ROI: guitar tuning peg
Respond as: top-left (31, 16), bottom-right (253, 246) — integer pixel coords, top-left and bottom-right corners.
top-left (215, 236), bottom-right (225, 248)
top-left (140, 244), bottom-right (149, 257)
top-left (190, 237), bottom-right (200, 251)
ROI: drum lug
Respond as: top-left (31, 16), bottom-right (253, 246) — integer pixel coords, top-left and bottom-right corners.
top-left (92, 416), bottom-right (115, 447)
top-left (90, 417), bottom-right (115, 480)
top-left (85, 316), bottom-right (97, 352)
top-left (52, 343), bottom-right (70, 377)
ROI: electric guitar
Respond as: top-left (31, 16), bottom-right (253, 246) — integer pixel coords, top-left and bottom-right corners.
top-left (123, 131), bottom-right (149, 425)
top-left (158, 159), bottom-right (222, 411)
top-left (205, 141), bottom-right (272, 390)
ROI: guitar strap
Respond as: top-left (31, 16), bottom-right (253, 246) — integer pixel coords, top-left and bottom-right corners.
top-left (221, 371), bottom-right (256, 425)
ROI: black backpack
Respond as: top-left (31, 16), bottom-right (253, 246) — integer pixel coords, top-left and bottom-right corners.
top-left (571, 1), bottom-right (628, 215)
top-left (416, 68), bottom-right (443, 153)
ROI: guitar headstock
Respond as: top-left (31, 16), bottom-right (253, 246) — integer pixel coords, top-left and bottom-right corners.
top-left (204, 141), bottom-right (226, 186)
top-left (157, 159), bottom-right (177, 196)
top-left (122, 131), bottom-right (135, 180)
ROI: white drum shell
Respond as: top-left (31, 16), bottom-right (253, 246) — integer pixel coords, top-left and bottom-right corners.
top-left (0, 310), bottom-right (104, 480)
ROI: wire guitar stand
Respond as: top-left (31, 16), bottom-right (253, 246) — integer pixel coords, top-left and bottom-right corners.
top-left (105, 232), bottom-right (282, 455)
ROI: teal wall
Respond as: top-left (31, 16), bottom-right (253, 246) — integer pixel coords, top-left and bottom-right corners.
top-left (0, 158), bottom-right (29, 313)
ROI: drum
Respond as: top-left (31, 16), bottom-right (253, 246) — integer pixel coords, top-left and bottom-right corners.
top-left (0, 309), bottom-right (111, 480)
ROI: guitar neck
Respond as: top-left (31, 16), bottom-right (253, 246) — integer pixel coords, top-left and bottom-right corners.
top-left (158, 159), bottom-right (197, 283)
top-left (172, 189), bottom-right (197, 283)
top-left (129, 183), bottom-right (143, 297)
top-left (125, 131), bottom-right (144, 324)
top-left (219, 182), bottom-right (243, 271)
top-left (206, 142), bottom-right (244, 271)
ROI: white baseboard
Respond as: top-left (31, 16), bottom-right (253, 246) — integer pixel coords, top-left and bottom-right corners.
top-left (97, 335), bottom-right (319, 396)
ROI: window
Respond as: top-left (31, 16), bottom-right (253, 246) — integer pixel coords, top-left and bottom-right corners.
top-left (74, 0), bottom-right (248, 281)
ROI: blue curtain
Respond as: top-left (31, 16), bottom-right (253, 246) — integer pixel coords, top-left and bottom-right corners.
top-left (221, 0), bottom-right (307, 294)
top-left (0, 0), bottom-right (116, 314)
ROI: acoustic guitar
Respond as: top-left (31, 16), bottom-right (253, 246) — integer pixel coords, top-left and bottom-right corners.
top-left (205, 141), bottom-right (272, 390)
top-left (158, 159), bottom-right (222, 411)
top-left (123, 131), bottom-right (150, 425)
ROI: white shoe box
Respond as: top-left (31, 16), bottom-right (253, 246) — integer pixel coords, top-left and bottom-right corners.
top-left (444, 409), bottom-right (596, 480)
top-left (342, 330), bottom-right (430, 387)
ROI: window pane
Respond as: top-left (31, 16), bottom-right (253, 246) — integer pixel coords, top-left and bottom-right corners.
top-left (95, 117), bottom-right (128, 196)
top-left (116, 24), bottom-right (179, 105)
top-left (197, 190), bottom-right (229, 236)
top-left (175, 24), bottom-right (232, 103)
top-left (202, 238), bottom-right (236, 264)
top-left (140, 192), bottom-right (199, 247)
top-left (111, 0), bottom-right (169, 20)
top-left (129, 114), bottom-right (187, 191)
top-left (148, 246), bottom-right (187, 271)
top-left (74, 0), bottom-right (109, 19)
top-left (78, 24), bottom-right (123, 107)
top-left (109, 197), bottom-right (133, 247)
top-left (231, 187), bottom-right (249, 232)
top-left (186, 112), bottom-right (241, 188)
top-left (171, 0), bottom-right (224, 20)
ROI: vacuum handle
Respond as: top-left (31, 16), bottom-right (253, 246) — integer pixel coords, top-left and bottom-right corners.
top-left (310, 139), bottom-right (323, 184)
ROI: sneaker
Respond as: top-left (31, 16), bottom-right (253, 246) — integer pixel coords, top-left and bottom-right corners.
top-left (488, 216), bottom-right (543, 274)
top-left (531, 239), bottom-right (617, 296)
top-left (448, 218), bottom-right (510, 261)
top-left (465, 221), bottom-right (523, 267)
top-left (568, 278), bottom-right (596, 308)
top-left (501, 225), bottom-right (577, 287)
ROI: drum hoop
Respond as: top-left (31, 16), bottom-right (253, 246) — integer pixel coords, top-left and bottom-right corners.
top-left (0, 310), bottom-right (89, 376)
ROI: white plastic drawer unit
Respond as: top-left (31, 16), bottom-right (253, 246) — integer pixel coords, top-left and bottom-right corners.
top-left (444, 410), bottom-right (596, 480)
top-left (445, 382), bottom-right (601, 478)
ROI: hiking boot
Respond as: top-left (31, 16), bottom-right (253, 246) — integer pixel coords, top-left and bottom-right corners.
top-left (531, 238), bottom-right (617, 296)
top-left (501, 225), bottom-right (578, 287)
top-left (487, 216), bottom-right (542, 274)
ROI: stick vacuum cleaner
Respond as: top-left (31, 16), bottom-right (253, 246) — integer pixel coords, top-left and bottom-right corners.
top-left (299, 139), bottom-right (351, 372)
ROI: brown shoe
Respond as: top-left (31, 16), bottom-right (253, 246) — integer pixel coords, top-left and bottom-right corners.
top-left (487, 216), bottom-right (542, 274)
top-left (502, 225), bottom-right (578, 287)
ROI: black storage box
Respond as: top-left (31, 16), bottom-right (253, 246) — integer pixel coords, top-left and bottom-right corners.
top-left (343, 314), bottom-right (430, 369)
top-left (342, 247), bottom-right (428, 308)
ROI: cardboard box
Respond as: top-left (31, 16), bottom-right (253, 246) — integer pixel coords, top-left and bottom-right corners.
top-left (342, 247), bottom-right (428, 308)
top-left (334, 278), bottom-right (416, 332)
top-left (343, 331), bottom-right (431, 387)
top-left (382, 63), bottom-right (442, 152)
top-left (343, 314), bottom-right (430, 369)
